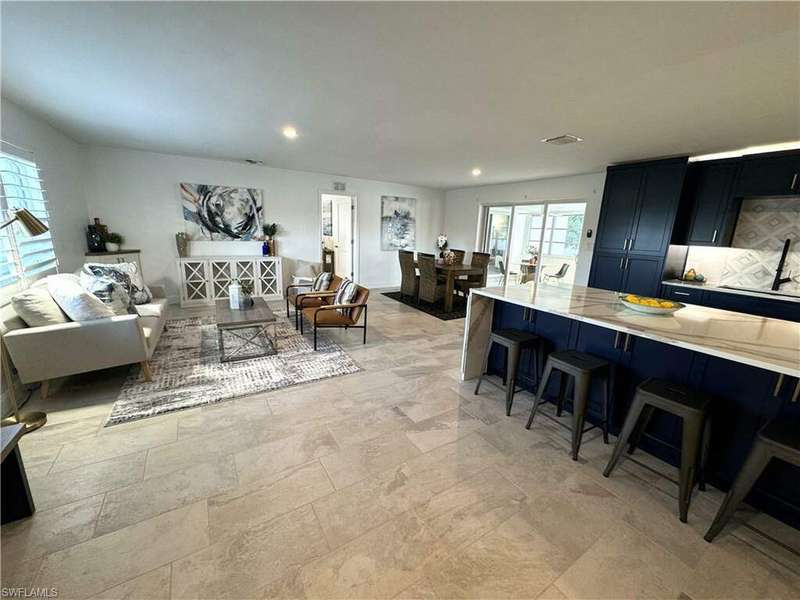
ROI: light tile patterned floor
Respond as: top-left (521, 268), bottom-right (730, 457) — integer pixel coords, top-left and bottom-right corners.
top-left (2, 294), bottom-right (799, 599)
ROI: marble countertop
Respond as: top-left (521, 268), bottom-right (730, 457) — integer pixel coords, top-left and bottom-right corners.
top-left (662, 279), bottom-right (800, 304)
top-left (472, 283), bottom-right (800, 377)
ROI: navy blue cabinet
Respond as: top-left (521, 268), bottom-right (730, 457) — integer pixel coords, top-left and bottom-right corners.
top-left (590, 158), bottom-right (687, 297)
top-left (682, 161), bottom-right (741, 246)
top-left (594, 167), bottom-right (642, 254)
top-left (661, 286), bottom-right (800, 322)
top-left (662, 285), bottom-right (704, 304)
top-left (736, 152), bottom-right (800, 198)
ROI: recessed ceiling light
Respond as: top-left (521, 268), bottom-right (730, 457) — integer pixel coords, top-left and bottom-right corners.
top-left (471, 168), bottom-right (482, 176)
top-left (541, 134), bottom-right (584, 145)
top-left (689, 140), bottom-right (800, 162)
top-left (282, 125), bottom-right (298, 140)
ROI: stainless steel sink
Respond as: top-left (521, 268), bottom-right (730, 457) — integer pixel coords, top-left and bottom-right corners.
top-left (719, 285), bottom-right (800, 299)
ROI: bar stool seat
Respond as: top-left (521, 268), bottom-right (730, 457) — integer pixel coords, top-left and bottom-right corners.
top-left (705, 417), bottom-right (800, 542)
top-left (526, 349), bottom-right (611, 460)
top-left (604, 378), bottom-right (712, 523)
top-left (474, 329), bottom-right (544, 417)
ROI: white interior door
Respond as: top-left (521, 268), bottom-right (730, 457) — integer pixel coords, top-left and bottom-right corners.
top-left (332, 196), bottom-right (353, 278)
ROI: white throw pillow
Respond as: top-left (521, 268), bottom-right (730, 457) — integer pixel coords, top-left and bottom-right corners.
top-left (83, 262), bottom-right (152, 305)
top-left (294, 259), bottom-right (321, 279)
top-left (311, 271), bottom-right (333, 291)
top-left (11, 286), bottom-right (70, 327)
top-left (46, 274), bottom-right (115, 321)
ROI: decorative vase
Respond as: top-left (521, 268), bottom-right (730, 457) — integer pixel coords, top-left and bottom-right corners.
top-left (86, 226), bottom-right (105, 252)
top-left (175, 233), bottom-right (189, 257)
top-left (262, 240), bottom-right (270, 256)
top-left (105, 242), bottom-right (120, 252)
top-left (269, 239), bottom-right (277, 256)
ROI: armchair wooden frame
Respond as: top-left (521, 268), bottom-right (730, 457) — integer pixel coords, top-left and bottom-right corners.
top-left (299, 295), bottom-right (369, 351)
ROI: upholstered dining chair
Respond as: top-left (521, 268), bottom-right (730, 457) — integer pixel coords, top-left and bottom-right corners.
top-left (455, 251), bottom-right (490, 297)
top-left (417, 252), bottom-right (446, 305)
top-left (287, 275), bottom-right (343, 329)
top-left (398, 250), bottom-right (419, 301)
top-left (300, 285), bottom-right (370, 350)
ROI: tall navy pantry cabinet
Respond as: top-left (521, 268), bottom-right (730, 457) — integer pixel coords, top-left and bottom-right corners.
top-left (589, 157), bottom-right (688, 297)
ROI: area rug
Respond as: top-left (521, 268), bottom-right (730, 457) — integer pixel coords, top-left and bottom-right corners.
top-left (105, 315), bottom-right (360, 426)
top-left (381, 291), bottom-right (467, 320)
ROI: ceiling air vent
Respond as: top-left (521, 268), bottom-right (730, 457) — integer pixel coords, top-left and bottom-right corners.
top-left (541, 134), bottom-right (584, 145)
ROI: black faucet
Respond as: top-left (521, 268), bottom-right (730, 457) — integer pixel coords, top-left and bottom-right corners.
top-left (772, 238), bottom-right (793, 291)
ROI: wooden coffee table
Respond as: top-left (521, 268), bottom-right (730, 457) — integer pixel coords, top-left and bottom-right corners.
top-left (215, 298), bottom-right (278, 362)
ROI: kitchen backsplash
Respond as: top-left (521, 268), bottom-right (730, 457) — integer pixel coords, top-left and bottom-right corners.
top-left (684, 196), bottom-right (800, 295)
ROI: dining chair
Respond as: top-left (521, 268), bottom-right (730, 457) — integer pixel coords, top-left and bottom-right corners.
top-left (498, 259), bottom-right (507, 286)
top-left (455, 252), bottom-right (490, 297)
top-left (449, 249), bottom-right (466, 265)
top-left (398, 250), bottom-right (419, 301)
top-left (417, 252), bottom-right (446, 305)
top-left (543, 263), bottom-right (570, 282)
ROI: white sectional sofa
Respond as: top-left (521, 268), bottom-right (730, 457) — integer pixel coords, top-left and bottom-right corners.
top-left (1, 285), bottom-right (168, 396)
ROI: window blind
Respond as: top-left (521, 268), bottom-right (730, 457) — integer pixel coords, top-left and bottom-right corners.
top-left (0, 145), bottom-right (58, 296)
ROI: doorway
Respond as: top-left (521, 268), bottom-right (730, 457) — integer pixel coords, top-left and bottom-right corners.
top-left (320, 192), bottom-right (356, 280)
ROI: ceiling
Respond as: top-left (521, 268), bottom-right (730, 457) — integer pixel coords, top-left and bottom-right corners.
top-left (2, 2), bottom-right (798, 189)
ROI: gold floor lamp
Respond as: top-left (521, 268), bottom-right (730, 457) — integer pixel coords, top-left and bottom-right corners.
top-left (1, 208), bottom-right (49, 433)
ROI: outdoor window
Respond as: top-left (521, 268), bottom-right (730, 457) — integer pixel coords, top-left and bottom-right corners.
top-left (0, 148), bottom-right (57, 298)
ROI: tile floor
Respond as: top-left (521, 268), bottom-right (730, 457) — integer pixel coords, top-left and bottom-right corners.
top-left (2, 294), bottom-right (799, 599)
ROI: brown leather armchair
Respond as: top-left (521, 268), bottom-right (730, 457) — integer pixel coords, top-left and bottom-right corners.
top-left (286, 275), bottom-right (343, 329)
top-left (300, 285), bottom-right (369, 350)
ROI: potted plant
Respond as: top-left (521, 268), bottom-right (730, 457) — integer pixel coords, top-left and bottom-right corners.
top-left (104, 232), bottom-right (124, 252)
top-left (262, 223), bottom-right (279, 256)
top-left (436, 234), bottom-right (448, 258)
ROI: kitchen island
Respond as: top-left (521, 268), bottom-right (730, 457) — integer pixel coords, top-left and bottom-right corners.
top-left (460, 282), bottom-right (800, 528)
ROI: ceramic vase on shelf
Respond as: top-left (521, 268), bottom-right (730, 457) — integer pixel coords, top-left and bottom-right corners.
top-left (175, 233), bottom-right (189, 257)
top-left (105, 242), bottom-right (120, 252)
top-left (262, 240), bottom-right (270, 256)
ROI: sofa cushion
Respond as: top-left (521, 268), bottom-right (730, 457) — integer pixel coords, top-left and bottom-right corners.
top-left (294, 259), bottom-right (320, 279)
top-left (80, 273), bottom-right (133, 316)
top-left (47, 274), bottom-right (115, 321)
top-left (134, 297), bottom-right (168, 319)
top-left (11, 286), bottom-right (70, 327)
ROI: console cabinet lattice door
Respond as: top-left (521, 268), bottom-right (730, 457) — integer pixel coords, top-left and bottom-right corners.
top-left (180, 260), bottom-right (211, 304)
top-left (178, 257), bottom-right (282, 306)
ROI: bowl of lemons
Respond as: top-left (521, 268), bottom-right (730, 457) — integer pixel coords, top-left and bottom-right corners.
top-left (619, 293), bottom-right (684, 315)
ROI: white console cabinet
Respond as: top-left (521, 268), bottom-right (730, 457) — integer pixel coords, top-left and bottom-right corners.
top-left (177, 256), bottom-right (282, 306)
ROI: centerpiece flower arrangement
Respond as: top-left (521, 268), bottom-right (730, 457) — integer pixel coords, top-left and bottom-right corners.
top-left (436, 234), bottom-right (448, 258)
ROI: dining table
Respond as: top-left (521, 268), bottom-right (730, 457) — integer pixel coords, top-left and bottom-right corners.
top-left (413, 259), bottom-right (485, 312)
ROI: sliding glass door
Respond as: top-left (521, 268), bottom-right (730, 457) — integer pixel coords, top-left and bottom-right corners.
top-left (481, 202), bottom-right (586, 286)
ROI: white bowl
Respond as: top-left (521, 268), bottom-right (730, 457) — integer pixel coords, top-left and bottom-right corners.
top-left (619, 297), bottom-right (685, 315)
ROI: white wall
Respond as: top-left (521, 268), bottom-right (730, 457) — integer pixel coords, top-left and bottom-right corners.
top-left (442, 172), bottom-right (607, 285)
top-left (84, 146), bottom-right (444, 298)
top-left (0, 98), bottom-right (88, 273)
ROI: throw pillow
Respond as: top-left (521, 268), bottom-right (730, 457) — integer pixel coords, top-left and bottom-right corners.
top-left (81, 276), bottom-right (133, 316)
top-left (46, 274), bottom-right (115, 321)
top-left (333, 278), bottom-right (356, 316)
top-left (294, 259), bottom-right (321, 279)
top-left (83, 262), bottom-right (152, 304)
top-left (11, 286), bottom-right (70, 327)
top-left (311, 271), bottom-right (333, 291)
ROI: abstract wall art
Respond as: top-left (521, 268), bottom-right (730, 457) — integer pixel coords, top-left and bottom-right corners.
top-left (180, 182), bottom-right (263, 240)
top-left (380, 195), bottom-right (416, 251)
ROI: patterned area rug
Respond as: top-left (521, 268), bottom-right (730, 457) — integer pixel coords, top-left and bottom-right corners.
top-left (381, 291), bottom-right (467, 320)
top-left (105, 315), bottom-right (360, 426)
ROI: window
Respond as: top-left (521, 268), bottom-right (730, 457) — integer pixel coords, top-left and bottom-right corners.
top-left (0, 149), bottom-right (57, 297)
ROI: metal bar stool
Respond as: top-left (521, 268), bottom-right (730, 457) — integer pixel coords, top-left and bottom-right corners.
top-left (705, 417), bottom-right (800, 542)
top-left (474, 329), bottom-right (543, 416)
top-left (604, 378), bottom-right (711, 523)
top-left (526, 349), bottom-right (611, 460)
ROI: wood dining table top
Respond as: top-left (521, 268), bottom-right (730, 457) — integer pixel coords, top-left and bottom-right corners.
top-left (412, 260), bottom-right (484, 274)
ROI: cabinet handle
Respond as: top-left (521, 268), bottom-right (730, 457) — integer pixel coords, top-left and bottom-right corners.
top-left (613, 331), bottom-right (621, 349)
top-left (623, 239), bottom-right (629, 251)
top-left (773, 373), bottom-right (785, 398)
top-left (711, 229), bottom-right (718, 243)
top-left (624, 257), bottom-right (629, 270)
top-left (673, 291), bottom-right (691, 297)
top-left (623, 333), bottom-right (632, 352)
top-left (792, 173), bottom-right (798, 191)
top-left (793, 380), bottom-right (800, 403)
top-left (619, 257), bottom-right (625, 270)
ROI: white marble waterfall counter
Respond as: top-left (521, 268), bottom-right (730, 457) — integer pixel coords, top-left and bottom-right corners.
top-left (461, 283), bottom-right (800, 379)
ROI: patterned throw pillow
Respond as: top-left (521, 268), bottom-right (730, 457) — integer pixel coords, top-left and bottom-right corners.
top-left (82, 277), bottom-right (133, 316)
top-left (333, 278), bottom-right (356, 316)
top-left (311, 271), bottom-right (333, 291)
top-left (83, 262), bottom-right (152, 305)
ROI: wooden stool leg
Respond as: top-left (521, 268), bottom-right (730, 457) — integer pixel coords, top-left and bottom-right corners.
top-left (571, 374), bottom-right (591, 461)
top-left (604, 395), bottom-right (647, 477)
top-left (526, 361), bottom-right (553, 429)
top-left (704, 438), bottom-right (771, 542)
top-left (678, 414), bottom-right (704, 523)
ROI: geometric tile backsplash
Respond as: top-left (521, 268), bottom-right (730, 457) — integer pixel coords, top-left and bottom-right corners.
top-left (685, 196), bottom-right (800, 295)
